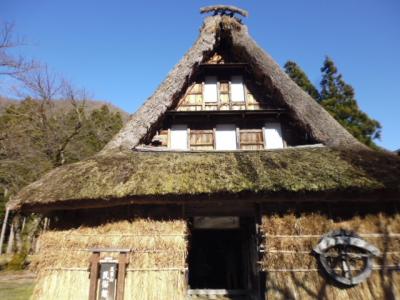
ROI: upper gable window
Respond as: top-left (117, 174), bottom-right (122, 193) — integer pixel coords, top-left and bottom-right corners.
top-left (264, 123), bottom-right (284, 149)
top-left (203, 76), bottom-right (218, 103)
top-left (230, 75), bottom-right (245, 102)
top-left (170, 124), bottom-right (188, 150)
top-left (215, 124), bottom-right (237, 150)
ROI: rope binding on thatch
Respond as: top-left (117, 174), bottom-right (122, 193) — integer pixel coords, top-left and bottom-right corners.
top-left (200, 5), bottom-right (248, 18)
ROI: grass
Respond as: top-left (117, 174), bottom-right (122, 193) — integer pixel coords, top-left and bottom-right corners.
top-left (0, 281), bottom-right (34, 300)
top-left (0, 270), bottom-right (35, 300)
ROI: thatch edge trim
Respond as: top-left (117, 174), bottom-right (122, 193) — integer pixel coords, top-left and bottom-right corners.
top-left (8, 190), bottom-right (400, 213)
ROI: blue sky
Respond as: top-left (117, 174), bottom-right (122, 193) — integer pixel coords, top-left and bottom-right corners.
top-left (1, 0), bottom-right (399, 150)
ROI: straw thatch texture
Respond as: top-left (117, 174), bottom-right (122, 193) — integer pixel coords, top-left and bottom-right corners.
top-left (32, 270), bottom-right (89, 300)
top-left (31, 218), bottom-right (188, 300)
top-left (8, 147), bottom-right (400, 211)
top-left (261, 212), bottom-right (400, 299)
top-left (266, 272), bottom-right (399, 300)
top-left (102, 15), bottom-right (363, 153)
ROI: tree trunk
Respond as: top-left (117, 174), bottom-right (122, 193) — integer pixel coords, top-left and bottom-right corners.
top-left (12, 214), bottom-right (23, 253)
top-left (21, 217), bottom-right (26, 231)
top-left (6, 223), bottom-right (14, 254)
top-left (0, 208), bottom-right (10, 255)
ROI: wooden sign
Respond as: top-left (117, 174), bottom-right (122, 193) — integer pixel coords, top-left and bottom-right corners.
top-left (98, 258), bottom-right (118, 300)
top-left (193, 216), bottom-right (240, 229)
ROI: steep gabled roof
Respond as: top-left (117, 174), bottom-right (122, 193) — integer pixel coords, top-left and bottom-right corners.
top-left (102, 14), bottom-right (364, 153)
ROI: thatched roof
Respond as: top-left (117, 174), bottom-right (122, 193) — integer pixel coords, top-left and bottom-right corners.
top-left (102, 14), bottom-right (364, 154)
top-left (9, 13), bottom-right (391, 213)
top-left (8, 147), bottom-right (400, 212)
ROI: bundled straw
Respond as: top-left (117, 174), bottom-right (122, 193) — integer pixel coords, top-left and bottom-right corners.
top-left (261, 212), bottom-right (400, 299)
top-left (31, 218), bottom-right (188, 300)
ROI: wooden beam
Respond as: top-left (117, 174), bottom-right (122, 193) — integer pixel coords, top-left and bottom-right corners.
top-left (0, 208), bottom-right (10, 255)
top-left (88, 252), bottom-right (100, 300)
top-left (116, 252), bottom-right (129, 300)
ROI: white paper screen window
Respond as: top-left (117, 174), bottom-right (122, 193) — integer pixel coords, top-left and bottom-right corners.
top-left (230, 75), bottom-right (245, 102)
top-left (170, 125), bottom-right (188, 150)
top-left (203, 76), bottom-right (218, 102)
top-left (264, 123), bottom-right (284, 149)
top-left (215, 124), bottom-right (237, 150)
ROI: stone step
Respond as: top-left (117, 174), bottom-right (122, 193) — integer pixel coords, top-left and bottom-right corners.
top-left (189, 296), bottom-right (248, 300)
top-left (188, 289), bottom-right (249, 300)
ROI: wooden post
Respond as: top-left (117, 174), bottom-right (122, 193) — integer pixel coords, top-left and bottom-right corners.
top-left (217, 81), bottom-right (221, 110)
top-left (116, 252), bottom-right (128, 300)
top-left (212, 128), bottom-right (216, 150)
top-left (201, 81), bottom-right (205, 110)
top-left (187, 128), bottom-right (191, 150)
top-left (243, 80), bottom-right (249, 110)
top-left (167, 128), bottom-right (171, 149)
top-left (0, 208), bottom-right (10, 255)
top-left (228, 80), bottom-right (232, 110)
top-left (236, 127), bottom-right (241, 150)
top-left (6, 223), bottom-right (14, 254)
top-left (88, 252), bottom-right (100, 300)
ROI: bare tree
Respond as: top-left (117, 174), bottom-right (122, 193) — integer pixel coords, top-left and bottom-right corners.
top-left (56, 80), bottom-right (87, 165)
top-left (0, 21), bottom-right (37, 78)
top-left (15, 65), bottom-right (88, 166)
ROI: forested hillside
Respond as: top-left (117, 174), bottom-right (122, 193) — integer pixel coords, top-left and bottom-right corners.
top-left (0, 21), bottom-right (129, 223)
top-left (0, 97), bottom-right (127, 220)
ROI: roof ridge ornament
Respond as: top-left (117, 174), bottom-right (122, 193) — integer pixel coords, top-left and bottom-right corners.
top-left (200, 5), bottom-right (249, 18)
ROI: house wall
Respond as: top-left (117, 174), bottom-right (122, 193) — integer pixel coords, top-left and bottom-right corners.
top-left (29, 202), bottom-right (400, 300)
top-left (31, 217), bottom-right (188, 300)
top-left (260, 204), bottom-right (400, 300)
top-left (150, 117), bottom-right (311, 150)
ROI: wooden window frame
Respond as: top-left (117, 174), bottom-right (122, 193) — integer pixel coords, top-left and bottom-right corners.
top-left (239, 129), bottom-right (264, 150)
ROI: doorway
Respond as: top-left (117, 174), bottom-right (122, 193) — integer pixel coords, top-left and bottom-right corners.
top-left (188, 217), bottom-right (260, 298)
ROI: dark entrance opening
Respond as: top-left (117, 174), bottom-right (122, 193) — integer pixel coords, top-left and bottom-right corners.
top-left (189, 228), bottom-right (244, 289)
top-left (188, 216), bottom-right (261, 298)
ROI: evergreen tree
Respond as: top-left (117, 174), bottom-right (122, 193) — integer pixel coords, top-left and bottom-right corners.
top-left (319, 57), bottom-right (381, 146)
top-left (284, 61), bottom-right (320, 100)
top-left (284, 58), bottom-right (381, 147)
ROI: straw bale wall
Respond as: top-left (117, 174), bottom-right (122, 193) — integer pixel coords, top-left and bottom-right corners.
top-left (261, 212), bottom-right (400, 299)
top-left (30, 218), bottom-right (188, 300)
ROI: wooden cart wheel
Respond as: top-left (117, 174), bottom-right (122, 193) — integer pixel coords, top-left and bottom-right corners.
top-left (314, 230), bottom-right (380, 286)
